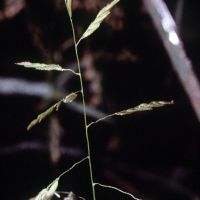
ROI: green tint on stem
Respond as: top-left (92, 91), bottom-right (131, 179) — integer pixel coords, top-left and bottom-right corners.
top-left (69, 17), bottom-right (97, 200)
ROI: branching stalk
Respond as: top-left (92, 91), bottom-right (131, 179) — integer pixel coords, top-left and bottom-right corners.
top-left (58, 156), bottom-right (89, 179)
top-left (87, 113), bottom-right (116, 128)
top-left (69, 18), bottom-right (97, 200)
top-left (94, 182), bottom-right (141, 200)
top-left (87, 100), bottom-right (173, 128)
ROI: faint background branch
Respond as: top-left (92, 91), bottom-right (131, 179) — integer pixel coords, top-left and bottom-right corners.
top-left (0, 77), bottom-right (109, 120)
top-left (0, 141), bottom-right (83, 157)
top-left (0, 0), bottom-right (25, 21)
top-left (143, 0), bottom-right (200, 122)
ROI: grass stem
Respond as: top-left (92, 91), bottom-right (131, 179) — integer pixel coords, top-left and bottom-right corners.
top-left (69, 18), bottom-right (96, 200)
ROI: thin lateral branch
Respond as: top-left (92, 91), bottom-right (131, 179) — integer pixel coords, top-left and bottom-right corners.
top-left (29, 157), bottom-right (88, 200)
top-left (58, 156), bottom-right (89, 179)
top-left (87, 113), bottom-right (115, 128)
top-left (93, 182), bottom-right (141, 200)
top-left (63, 68), bottom-right (80, 76)
top-left (57, 191), bottom-right (86, 200)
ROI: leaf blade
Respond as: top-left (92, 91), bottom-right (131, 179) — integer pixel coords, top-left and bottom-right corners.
top-left (63, 92), bottom-right (78, 103)
top-left (16, 62), bottom-right (79, 75)
top-left (115, 101), bottom-right (174, 116)
top-left (77, 0), bottom-right (119, 45)
top-left (27, 92), bottom-right (78, 130)
top-left (65, 0), bottom-right (72, 18)
top-left (16, 62), bottom-right (65, 71)
top-left (46, 178), bottom-right (59, 199)
top-left (87, 101), bottom-right (173, 128)
top-left (31, 178), bottom-right (59, 200)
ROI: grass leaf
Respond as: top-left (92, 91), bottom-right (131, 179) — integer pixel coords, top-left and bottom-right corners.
top-left (65, 0), bottom-right (72, 18)
top-left (16, 62), bottom-right (65, 71)
top-left (16, 62), bottom-right (80, 75)
top-left (30, 156), bottom-right (88, 200)
top-left (87, 101), bottom-right (173, 128)
top-left (27, 92), bottom-right (78, 130)
top-left (27, 102), bottom-right (61, 131)
top-left (115, 101), bottom-right (174, 116)
top-left (63, 92), bottom-right (78, 103)
top-left (31, 178), bottom-right (59, 200)
top-left (46, 178), bottom-right (59, 199)
top-left (77, 0), bottom-right (119, 45)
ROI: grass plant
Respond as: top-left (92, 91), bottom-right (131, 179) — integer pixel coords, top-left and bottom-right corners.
top-left (16, 0), bottom-right (173, 199)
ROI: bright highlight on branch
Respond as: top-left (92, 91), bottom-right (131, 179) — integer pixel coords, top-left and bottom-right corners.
top-left (168, 30), bottom-right (179, 45)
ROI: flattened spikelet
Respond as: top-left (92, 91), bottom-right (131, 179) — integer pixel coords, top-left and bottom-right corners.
top-left (77, 0), bottom-right (120, 44)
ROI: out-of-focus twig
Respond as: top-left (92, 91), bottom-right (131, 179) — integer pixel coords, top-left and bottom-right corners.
top-left (105, 162), bottom-right (199, 200)
top-left (0, 0), bottom-right (25, 21)
top-left (143, 0), bottom-right (200, 122)
top-left (0, 77), bottom-right (54, 98)
top-left (0, 141), bottom-right (83, 157)
top-left (53, 38), bottom-right (74, 63)
top-left (49, 116), bottom-right (63, 164)
top-left (70, 100), bottom-right (112, 122)
top-left (0, 77), bottom-right (110, 121)
top-left (27, 22), bottom-right (51, 61)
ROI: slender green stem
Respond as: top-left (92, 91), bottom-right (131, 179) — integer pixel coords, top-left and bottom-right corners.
top-left (58, 156), bottom-right (89, 179)
top-left (69, 18), bottom-right (96, 200)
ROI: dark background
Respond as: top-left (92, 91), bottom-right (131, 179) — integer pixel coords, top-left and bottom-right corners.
top-left (0, 0), bottom-right (199, 200)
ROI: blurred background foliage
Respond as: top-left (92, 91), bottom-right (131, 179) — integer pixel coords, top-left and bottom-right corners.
top-left (0, 0), bottom-right (199, 199)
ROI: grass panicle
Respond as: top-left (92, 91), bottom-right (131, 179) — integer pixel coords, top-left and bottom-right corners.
top-left (18, 0), bottom-right (173, 200)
